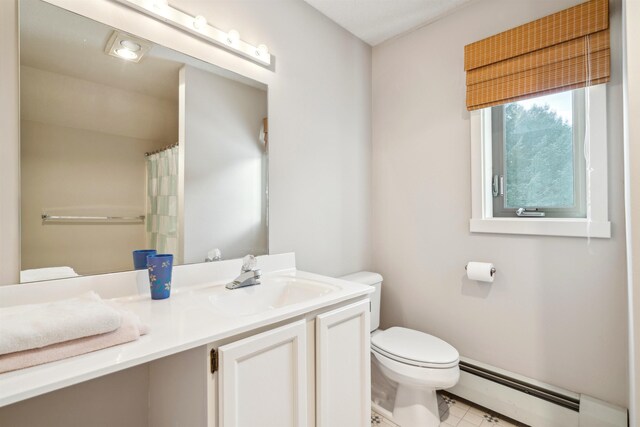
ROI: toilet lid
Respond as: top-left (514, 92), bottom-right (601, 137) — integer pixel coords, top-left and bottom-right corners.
top-left (371, 327), bottom-right (459, 368)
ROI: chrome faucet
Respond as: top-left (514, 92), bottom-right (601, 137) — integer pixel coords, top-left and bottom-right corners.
top-left (226, 255), bottom-right (261, 290)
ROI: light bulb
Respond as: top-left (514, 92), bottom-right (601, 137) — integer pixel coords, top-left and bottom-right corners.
top-left (193, 15), bottom-right (207, 30)
top-left (152, 0), bottom-right (168, 10)
top-left (227, 29), bottom-right (240, 45)
top-left (120, 40), bottom-right (141, 52)
top-left (115, 48), bottom-right (138, 60)
top-left (256, 44), bottom-right (269, 57)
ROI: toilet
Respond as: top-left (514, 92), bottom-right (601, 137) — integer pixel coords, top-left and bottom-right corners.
top-left (341, 272), bottom-right (460, 427)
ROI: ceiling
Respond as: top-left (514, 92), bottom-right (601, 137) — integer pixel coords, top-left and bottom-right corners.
top-left (302, 0), bottom-right (474, 46)
top-left (19, 0), bottom-right (265, 103)
top-left (20, 0), bottom-right (182, 102)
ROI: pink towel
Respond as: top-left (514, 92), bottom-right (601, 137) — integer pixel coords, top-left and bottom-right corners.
top-left (0, 310), bottom-right (149, 374)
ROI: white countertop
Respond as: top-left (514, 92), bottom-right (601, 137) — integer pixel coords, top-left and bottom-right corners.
top-left (0, 268), bottom-right (372, 407)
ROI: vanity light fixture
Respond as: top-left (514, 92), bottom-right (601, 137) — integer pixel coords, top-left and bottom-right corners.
top-left (151, 0), bottom-right (168, 12)
top-left (113, 0), bottom-right (272, 67)
top-left (193, 15), bottom-right (207, 30)
top-left (105, 31), bottom-right (151, 63)
top-left (256, 44), bottom-right (269, 57)
top-left (226, 29), bottom-right (240, 46)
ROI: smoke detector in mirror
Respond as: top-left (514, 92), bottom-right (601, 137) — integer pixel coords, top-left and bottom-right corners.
top-left (105, 31), bottom-right (151, 63)
top-left (114, 48), bottom-right (138, 60)
top-left (120, 40), bottom-right (142, 52)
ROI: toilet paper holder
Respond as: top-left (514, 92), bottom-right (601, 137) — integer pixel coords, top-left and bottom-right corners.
top-left (465, 264), bottom-right (497, 277)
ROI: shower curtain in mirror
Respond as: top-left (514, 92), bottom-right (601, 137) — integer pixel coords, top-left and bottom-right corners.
top-left (146, 146), bottom-right (178, 256)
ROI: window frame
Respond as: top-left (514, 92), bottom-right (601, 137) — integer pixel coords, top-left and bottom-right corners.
top-left (469, 84), bottom-right (611, 238)
top-left (491, 89), bottom-right (587, 218)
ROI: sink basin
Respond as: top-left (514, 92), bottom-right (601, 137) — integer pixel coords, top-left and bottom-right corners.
top-left (208, 276), bottom-right (339, 316)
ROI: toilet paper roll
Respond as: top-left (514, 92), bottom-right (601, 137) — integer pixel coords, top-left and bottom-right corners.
top-left (466, 262), bottom-right (495, 283)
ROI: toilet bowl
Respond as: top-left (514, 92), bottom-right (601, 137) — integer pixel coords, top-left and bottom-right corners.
top-left (372, 327), bottom-right (459, 426)
top-left (340, 272), bottom-right (460, 427)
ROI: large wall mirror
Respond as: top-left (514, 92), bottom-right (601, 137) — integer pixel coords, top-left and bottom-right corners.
top-left (19, 0), bottom-right (269, 283)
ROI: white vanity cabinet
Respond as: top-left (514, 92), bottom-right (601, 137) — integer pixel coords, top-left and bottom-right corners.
top-left (0, 289), bottom-right (372, 427)
top-left (217, 319), bottom-right (308, 427)
top-left (315, 300), bottom-right (371, 427)
top-left (210, 298), bottom-right (371, 427)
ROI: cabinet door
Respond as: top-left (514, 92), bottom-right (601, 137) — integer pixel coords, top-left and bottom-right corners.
top-left (316, 299), bottom-right (371, 427)
top-left (218, 319), bottom-right (307, 427)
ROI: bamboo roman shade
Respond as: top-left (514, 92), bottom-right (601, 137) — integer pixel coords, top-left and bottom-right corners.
top-left (464, 0), bottom-right (610, 111)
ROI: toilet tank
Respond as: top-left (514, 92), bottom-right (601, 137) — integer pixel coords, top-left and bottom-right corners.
top-left (339, 271), bottom-right (383, 332)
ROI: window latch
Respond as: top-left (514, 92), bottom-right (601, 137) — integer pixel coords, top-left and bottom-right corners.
top-left (492, 175), bottom-right (504, 197)
top-left (516, 208), bottom-right (546, 217)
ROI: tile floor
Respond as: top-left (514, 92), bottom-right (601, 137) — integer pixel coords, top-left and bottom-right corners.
top-left (371, 391), bottom-right (529, 427)
top-left (371, 411), bottom-right (401, 427)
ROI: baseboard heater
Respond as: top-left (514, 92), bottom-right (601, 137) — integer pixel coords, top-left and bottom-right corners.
top-left (450, 358), bottom-right (627, 427)
top-left (459, 360), bottom-right (580, 412)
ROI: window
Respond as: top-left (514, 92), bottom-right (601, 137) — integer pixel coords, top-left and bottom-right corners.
top-left (469, 85), bottom-right (610, 238)
top-left (490, 89), bottom-right (586, 218)
top-left (463, 0), bottom-right (610, 238)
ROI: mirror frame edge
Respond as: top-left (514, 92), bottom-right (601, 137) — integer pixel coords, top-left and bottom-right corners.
top-left (0, 0), bottom-right (21, 285)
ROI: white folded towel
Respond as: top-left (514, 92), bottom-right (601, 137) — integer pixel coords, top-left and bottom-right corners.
top-left (0, 308), bottom-right (149, 373)
top-left (0, 291), bottom-right (122, 355)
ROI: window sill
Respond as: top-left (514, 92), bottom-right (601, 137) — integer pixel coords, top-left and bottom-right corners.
top-left (469, 218), bottom-right (611, 238)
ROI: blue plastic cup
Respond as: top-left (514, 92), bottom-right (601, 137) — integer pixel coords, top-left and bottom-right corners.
top-left (147, 254), bottom-right (173, 300)
top-left (133, 249), bottom-right (157, 270)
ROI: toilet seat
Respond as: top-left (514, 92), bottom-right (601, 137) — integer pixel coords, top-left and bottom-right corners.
top-left (371, 327), bottom-right (459, 369)
top-left (372, 350), bottom-right (460, 390)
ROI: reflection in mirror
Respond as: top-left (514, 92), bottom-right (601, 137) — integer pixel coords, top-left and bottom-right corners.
top-left (19, 0), bottom-right (268, 283)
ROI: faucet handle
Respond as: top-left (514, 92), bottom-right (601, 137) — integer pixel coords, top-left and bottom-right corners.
top-left (241, 254), bottom-right (257, 272)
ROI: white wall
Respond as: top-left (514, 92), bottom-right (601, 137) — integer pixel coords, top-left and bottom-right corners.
top-left (0, 0), bottom-right (373, 283)
top-left (181, 65), bottom-right (268, 264)
top-left (20, 65), bottom-right (177, 276)
top-left (372, 0), bottom-right (628, 407)
top-left (623, 0), bottom-right (640, 422)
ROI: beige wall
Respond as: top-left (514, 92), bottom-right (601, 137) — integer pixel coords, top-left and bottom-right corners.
top-left (20, 66), bottom-right (178, 142)
top-left (20, 65), bottom-right (177, 276)
top-left (181, 65), bottom-right (268, 264)
top-left (623, 0), bottom-right (640, 422)
top-left (372, 0), bottom-right (628, 407)
top-left (0, 365), bottom-right (149, 426)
